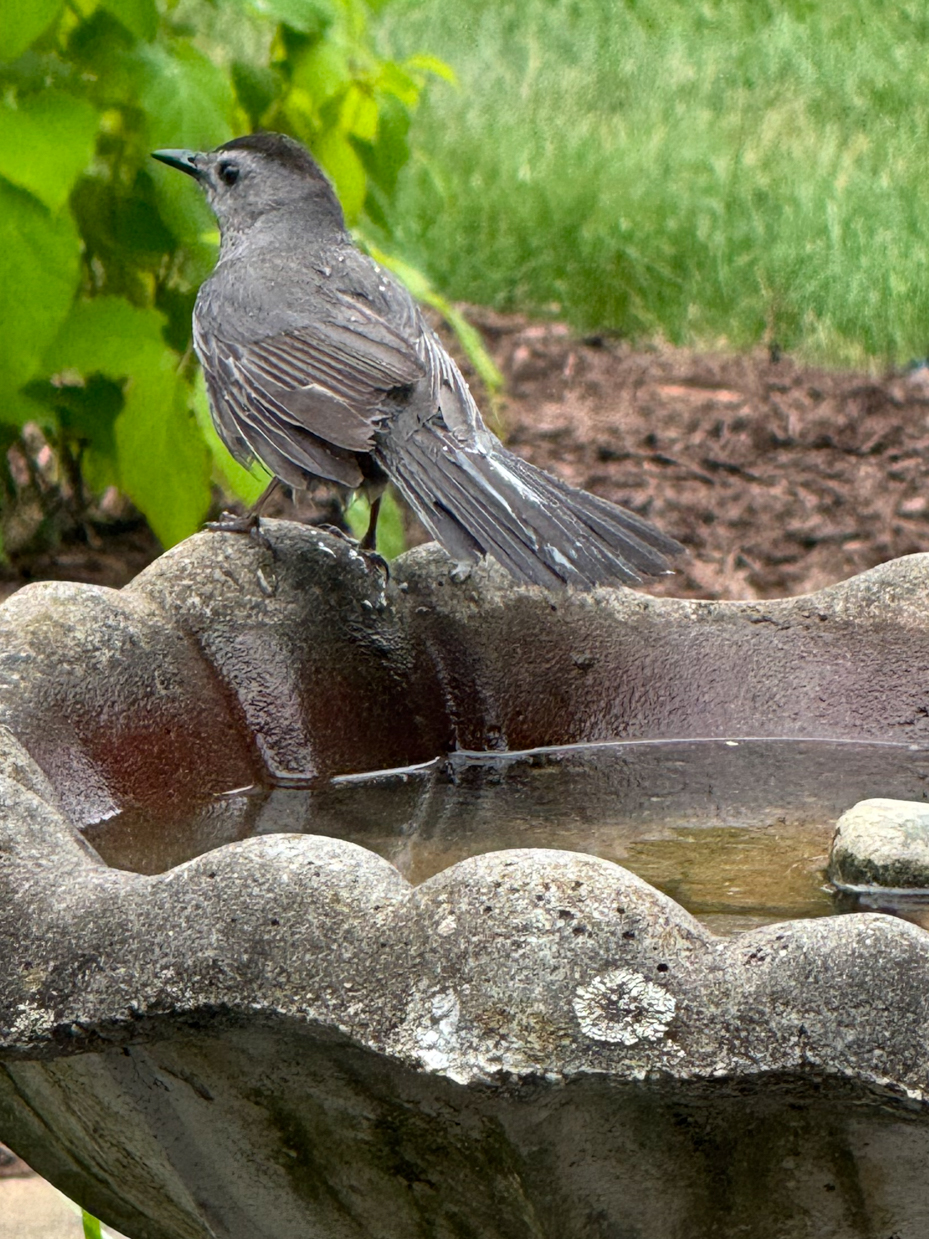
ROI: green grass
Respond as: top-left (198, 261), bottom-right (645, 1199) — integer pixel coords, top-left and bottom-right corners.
top-left (376, 0), bottom-right (929, 368)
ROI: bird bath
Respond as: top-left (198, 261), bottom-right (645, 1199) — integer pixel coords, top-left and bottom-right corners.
top-left (3, 521), bottom-right (929, 1238)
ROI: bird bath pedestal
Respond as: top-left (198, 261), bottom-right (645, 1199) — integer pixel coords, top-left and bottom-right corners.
top-left (2, 522), bottom-right (929, 1239)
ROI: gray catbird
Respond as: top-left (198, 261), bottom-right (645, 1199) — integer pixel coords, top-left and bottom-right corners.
top-left (153, 132), bottom-right (682, 589)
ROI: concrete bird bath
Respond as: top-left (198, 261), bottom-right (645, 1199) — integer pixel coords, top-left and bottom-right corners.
top-left (3, 520), bottom-right (929, 1238)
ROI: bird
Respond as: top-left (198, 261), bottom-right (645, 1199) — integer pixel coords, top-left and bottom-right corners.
top-left (152, 132), bottom-right (683, 590)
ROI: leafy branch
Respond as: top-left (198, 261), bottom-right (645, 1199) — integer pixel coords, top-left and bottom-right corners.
top-left (0, 0), bottom-right (456, 550)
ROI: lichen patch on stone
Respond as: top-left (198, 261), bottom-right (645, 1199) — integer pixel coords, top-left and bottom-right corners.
top-left (413, 990), bottom-right (463, 1074)
top-left (573, 968), bottom-right (676, 1045)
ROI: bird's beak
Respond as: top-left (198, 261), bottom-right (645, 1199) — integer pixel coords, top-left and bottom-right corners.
top-left (151, 149), bottom-right (204, 180)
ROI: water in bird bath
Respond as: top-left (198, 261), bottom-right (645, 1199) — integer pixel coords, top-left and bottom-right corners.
top-left (81, 737), bottom-right (929, 936)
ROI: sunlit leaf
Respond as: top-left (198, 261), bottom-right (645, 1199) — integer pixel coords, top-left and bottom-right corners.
top-left (354, 92), bottom-right (408, 197)
top-left (81, 1210), bottom-right (103, 1239)
top-left (43, 296), bottom-right (210, 542)
top-left (67, 10), bottom-right (138, 99)
top-left (100, 0), bottom-right (157, 42)
top-left (115, 356), bottom-right (212, 546)
top-left (314, 127), bottom-right (366, 222)
top-left (0, 179), bottom-right (81, 414)
top-left (0, 92), bottom-right (99, 212)
top-left (136, 42), bottom-right (235, 150)
top-left (0, 0), bottom-right (64, 62)
top-left (292, 38), bottom-right (351, 104)
top-left (44, 296), bottom-right (166, 374)
top-left (232, 60), bottom-right (278, 128)
top-left (341, 83), bottom-right (378, 141)
top-left (138, 42), bottom-right (234, 244)
top-left (246, 0), bottom-right (335, 36)
top-left (375, 61), bottom-right (420, 108)
top-left (403, 53), bottom-right (457, 86)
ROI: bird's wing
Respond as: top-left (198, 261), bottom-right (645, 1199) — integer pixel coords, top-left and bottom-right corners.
top-left (194, 292), bottom-right (426, 489)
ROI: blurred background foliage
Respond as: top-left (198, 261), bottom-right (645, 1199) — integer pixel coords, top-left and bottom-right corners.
top-left (3, 0), bottom-right (929, 557)
top-left (0, 0), bottom-right (453, 552)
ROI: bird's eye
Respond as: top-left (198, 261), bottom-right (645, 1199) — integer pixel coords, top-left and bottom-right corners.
top-left (218, 162), bottom-right (240, 187)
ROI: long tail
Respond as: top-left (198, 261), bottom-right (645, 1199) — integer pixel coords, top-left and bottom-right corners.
top-left (384, 429), bottom-right (683, 590)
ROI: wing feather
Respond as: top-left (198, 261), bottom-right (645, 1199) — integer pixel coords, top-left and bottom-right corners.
top-left (194, 289), bottom-right (426, 475)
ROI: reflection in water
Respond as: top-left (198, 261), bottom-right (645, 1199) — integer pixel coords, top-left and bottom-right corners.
top-left (82, 738), bottom-right (929, 936)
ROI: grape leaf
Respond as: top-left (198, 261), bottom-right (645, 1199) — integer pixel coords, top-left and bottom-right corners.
top-left (44, 296), bottom-right (167, 374)
top-left (0, 91), bottom-right (100, 212)
top-left (44, 297), bottom-right (212, 545)
top-left (100, 0), bottom-right (157, 42)
top-left (136, 42), bottom-right (235, 150)
top-left (0, 179), bottom-right (81, 415)
top-left (115, 356), bottom-right (212, 547)
top-left (246, 0), bottom-right (335, 36)
top-left (0, 0), bottom-right (64, 63)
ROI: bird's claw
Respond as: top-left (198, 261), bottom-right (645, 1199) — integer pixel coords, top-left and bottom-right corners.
top-left (361, 549), bottom-right (390, 581)
top-left (310, 521), bottom-right (388, 578)
top-left (205, 510), bottom-right (275, 556)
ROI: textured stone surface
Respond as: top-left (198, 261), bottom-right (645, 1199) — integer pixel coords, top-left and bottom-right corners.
top-left (831, 797), bottom-right (929, 890)
top-left (1, 526), bottom-right (929, 1236)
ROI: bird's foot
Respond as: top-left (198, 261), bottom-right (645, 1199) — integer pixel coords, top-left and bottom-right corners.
top-left (314, 522), bottom-right (354, 543)
top-left (206, 510), bottom-right (275, 555)
top-left (308, 522), bottom-right (388, 579)
top-left (361, 548), bottom-right (390, 581)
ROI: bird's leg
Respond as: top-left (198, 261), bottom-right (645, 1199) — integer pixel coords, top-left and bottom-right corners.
top-left (356, 494), bottom-right (389, 579)
top-left (359, 494), bottom-right (381, 552)
top-left (206, 477), bottom-right (282, 552)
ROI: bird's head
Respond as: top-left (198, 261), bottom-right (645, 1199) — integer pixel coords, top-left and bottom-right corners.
top-left (152, 132), bottom-right (345, 239)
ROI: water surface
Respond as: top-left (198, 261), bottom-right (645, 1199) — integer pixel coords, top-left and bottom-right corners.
top-left (83, 737), bottom-right (929, 935)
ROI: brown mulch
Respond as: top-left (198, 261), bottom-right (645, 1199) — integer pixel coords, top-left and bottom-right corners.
top-left (5, 312), bottom-right (929, 601)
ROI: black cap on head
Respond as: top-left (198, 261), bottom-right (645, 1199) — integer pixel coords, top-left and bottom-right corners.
top-left (217, 132), bottom-right (327, 181)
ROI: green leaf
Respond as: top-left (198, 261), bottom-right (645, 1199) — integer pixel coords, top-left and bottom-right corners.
top-left (24, 372), bottom-right (123, 463)
top-left (0, 179), bottom-right (81, 417)
top-left (231, 60), bottom-right (278, 128)
top-left (0, 92), bottom-right (99, 212)
top-left (44, 296), bottom-right (166, 375)
top-left (246, 0), bottom-right (335, 36)
top-left (67, 10), bottom-right (137, 97)
top-left (341, 83), bottom-right (378, 141)
top-left (115, 356), bottom-right (212, 547)
top-left (292, 38), bottom-right (350, 105)
top-left (193, 368), bottom-right (270, 504)
top-left (375, 62), bottom-right (420, 109)
top-left (403, 53), bottom-right (457, 86)
top-left (355, 92), bottom-right (409, 198)
top-left (136, 42), bottom-right (235, 150)
top-left (314, 128), bottom-right (366, 223)
top-left (42, 297), bottom-right (212, 543)
top-left (82, 1210), bottom-right (103, 1239)
top-left (0, 0), bottom-right (64, 63)
top-left (100, 0), bottom-right (158, 42)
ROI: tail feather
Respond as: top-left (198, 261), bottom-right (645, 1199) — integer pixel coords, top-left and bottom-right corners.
top-left (505, 452), bottom-right (681, 563)
top-left (412, 442), bottom-right (569, 587)
top-left (504, 453), bottom-right (677, 576)
top-left (386, 429), bottom-right (683, 590)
